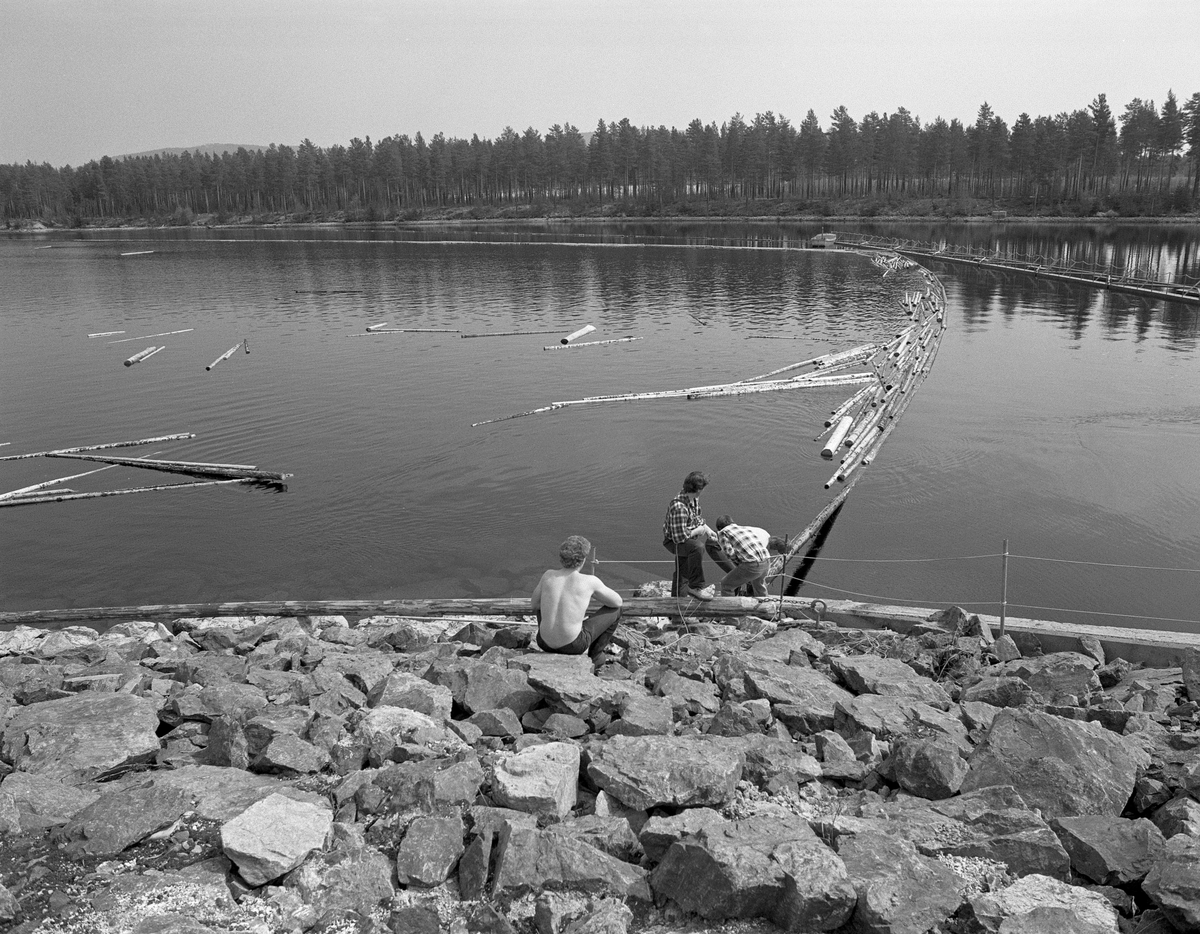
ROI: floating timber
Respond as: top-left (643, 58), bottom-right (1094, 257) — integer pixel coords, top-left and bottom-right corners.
top-left (1, 597), bottom-right (1195, 667)
top-left (835, 231), bottom-right (1200, 307)
top-left (0, 433), bottom-right (195, 462)
top-left (44, 452), bottom-right (289, 482)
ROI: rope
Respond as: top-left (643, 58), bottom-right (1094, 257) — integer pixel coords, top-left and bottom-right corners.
top-left (1010, 554), bottom-right (1200, 574)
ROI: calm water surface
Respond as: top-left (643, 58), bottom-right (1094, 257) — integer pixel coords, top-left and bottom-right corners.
top-left (2, 221), bottom-right (1198, 633)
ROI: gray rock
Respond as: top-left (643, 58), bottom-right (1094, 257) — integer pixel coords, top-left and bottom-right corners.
top-left (745, 628), bottom-right (824, 664)
top-left (458, 829), bottom-right (493, 900)
top-left (0, 625), bottom-right (45, 656)
top-left (542, 713), bottom-right (590, 737)
top-left (372, 752), bottom-right (485, 813)
top-left (514, 653), bottom-right (637, 719)
top-left (219, 792), bottom-right (333, 885)
top-left (656, 671), bottom-right (720, 715)
top-left (0, 882), bottom-right (14, 923)
top-left (561, 899), bottom-right (633, 934)
top-left (887, 735), bottom-right (968, 800)
top-left (586, 735), bottom-right (744, 810)
top-left (493, 741), bottom-right (580, 818)
top-left (355, 705), bottom-right (466, 757)
top-left (835, 833), bottom-right (965, 934)
top-left (395, 813), bottom-right (465, 886)
top-left (367, 671), bottom-right (453, 719)
top-left (744, 662), bottom-right (853, 733)
top-left (58, 780), bottom-right (193, 856)
top-left (992, 634), bottom-right (1022, 662)
top-left (469, 707), bottom-right (524, 738)
top-left (914, 789), bottom-right (1072, 879)
top-left (1, 692), bottom-right (161, 783)
top-left (548, 814), bottom-right (642, 863)
top-left (638, 807), bottom-right (729, 863)
top-left (650, 815), bottom-right (854, 931)
top-left (1003, 652), bottom-right (1102, 702)
top-left (605, 694), bottom-right (673, 737)
top-left (830, 654), bottom-right (952, 709)
top-left (0, 792), bottom-right (18, 835)
top-left (961, 676), bottom-right (1037, 708)
top-left (0, 771), bottom-right (100, 830)
top-left (288, 841), bottom-right (394, 917)
top-left (1151, 794), bottom-right (1200, 838)
top-left (251, 733), bottom-right (329, 774)
top-left (1142, 833), bottom-right (1200, 931)
top-left (834, 693), bottom-right (969, 746)
top-left (969, 873), bottom-right (1120, 934)
top-left (492, 822), bottom-right (651, 901)
top-left (1051, 815), bottom-right (1165, 884)
top-left (961, 709), bottom-right (1145, 818)
top-left (152, 765), bottom-right (325, 821)
top-left (706, 701), bottom-right (765, 737)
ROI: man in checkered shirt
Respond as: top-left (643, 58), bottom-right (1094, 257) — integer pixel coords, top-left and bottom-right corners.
top-left (661, 470), bottom-right (734, 600)
top-left (713, 514), bottom-right (772, 597)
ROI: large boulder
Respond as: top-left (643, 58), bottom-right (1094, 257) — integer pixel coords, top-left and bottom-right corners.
top-left (968, 873), bottom-right (1119, 934)
top-left (835, 832), bottom-right (965, 934)
top-left (0, 772), bottom-right (100, 830)
top-left (960, 709), bottom-right (1144, 818)
top-left (219, 793), bottom-right (333, 886)
top-left (585, 735), bottom-right (743, 810)
top-left (743, 663), bottom-right (854, 733)
top-left (649, 815), bottom-right (855, 931)
top-left (492, 822), bottom-right (650, 902)
top-left (1142, 834), bottom-right (1200, 931)
top-left (1000, 652), bottom-right (1102, 702)
top-left (885, 735), bottom-right (968, 799)
top-left (493, 742), bottom-right (580, 818)
top-left (1, 692), bottom-right (161, 783)
top-left (56, 780), bottom-right (194, 857)
top-left (830, 654), bottom-right (952, 709)
top-left (1050, 815), bottom-right (1165, 885)
top-left (395, 813), bottom-right (466, 887)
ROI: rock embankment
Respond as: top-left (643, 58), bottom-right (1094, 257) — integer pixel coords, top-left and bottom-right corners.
top-left (1, 603), bottom-right (1199, 934)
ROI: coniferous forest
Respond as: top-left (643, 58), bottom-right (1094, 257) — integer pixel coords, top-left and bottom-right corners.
top-left (4, 93), bottom-right (1200, 224)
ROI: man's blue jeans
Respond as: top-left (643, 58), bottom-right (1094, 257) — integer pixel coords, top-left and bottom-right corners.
top-left (662, 535), bottom-right (735, 594)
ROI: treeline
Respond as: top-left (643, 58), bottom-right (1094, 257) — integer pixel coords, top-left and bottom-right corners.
top-left (4, 91), bottom-right (1200, 223)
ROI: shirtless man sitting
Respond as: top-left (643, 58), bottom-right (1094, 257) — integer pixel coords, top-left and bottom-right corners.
top-left (532, 535), bottom-right (623, 664)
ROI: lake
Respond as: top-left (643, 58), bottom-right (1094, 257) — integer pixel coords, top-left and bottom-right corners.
top-left (2, 220), bottom-right (1199, 634)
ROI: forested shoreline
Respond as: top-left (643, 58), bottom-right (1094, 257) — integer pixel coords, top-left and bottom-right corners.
top-left (4, 92), bottom-right (1200, 226)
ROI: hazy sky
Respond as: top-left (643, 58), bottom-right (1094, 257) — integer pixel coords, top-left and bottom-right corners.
top-left (2, 0), bottom-right (1197, 167)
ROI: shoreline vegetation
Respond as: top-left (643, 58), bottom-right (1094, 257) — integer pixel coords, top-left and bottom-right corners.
top-left (4, 93), bottom-right (1200, 228)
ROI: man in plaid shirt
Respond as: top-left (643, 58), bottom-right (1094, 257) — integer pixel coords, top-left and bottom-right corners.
top-left (713, 514), bottom-right (772, 597)
top-left (661, 470), bottom-right (734, 600)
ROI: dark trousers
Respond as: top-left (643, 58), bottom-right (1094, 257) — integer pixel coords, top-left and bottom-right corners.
top-left (662, 535), bottom-right (735, 594)
top-left (535, 606), bottom-right (622, 662)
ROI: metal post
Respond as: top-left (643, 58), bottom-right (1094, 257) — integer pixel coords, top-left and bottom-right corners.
top-left (998, 539), bottom-right (1009, 640)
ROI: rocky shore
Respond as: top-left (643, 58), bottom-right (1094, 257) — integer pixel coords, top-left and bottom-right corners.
top-left (2, 596), bottom-right (1199, 934)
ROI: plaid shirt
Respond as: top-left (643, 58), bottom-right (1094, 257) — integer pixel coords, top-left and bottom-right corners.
top-left (663, 493), bottom-right (703, 544)
top-left (717, 523), bottom-right (771, 564)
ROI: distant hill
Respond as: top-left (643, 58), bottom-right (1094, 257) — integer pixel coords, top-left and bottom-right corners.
top-left (117, 143), bottom-right (267, 160)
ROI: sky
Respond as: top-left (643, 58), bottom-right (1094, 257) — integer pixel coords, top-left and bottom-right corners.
top-left (2, 0), bottom-right (1197, 167)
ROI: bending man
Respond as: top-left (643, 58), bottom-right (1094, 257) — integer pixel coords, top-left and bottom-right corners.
top-left (713, 514), bottom-right (772, 597)
top-left (532, 535), bottom-right (623, 665)
top-left (661, 470), bottom-right (734, 600)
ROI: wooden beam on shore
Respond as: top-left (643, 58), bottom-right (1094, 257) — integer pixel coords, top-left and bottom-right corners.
top-left (44, 453), bottom-right (288, 482)
top-left (2, 597), bottom-right (1195, 667)
top-left (0, 433), bottom-right (195, 462)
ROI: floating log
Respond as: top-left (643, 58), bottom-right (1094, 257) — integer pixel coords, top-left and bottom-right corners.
top-left (0, 433), bottom-right (195, 462)
top-left (542, 337), bottom-right (642, 351)
top-left (0, 478), bottom-right (258, 509)
top-left (460, 329), bottom-right (571, 339)
top-left (4, 488), bottom-right (80, 501)
top-left (45, 453), bottom-right (288, 482)
top-left (206, 345), bottom-right (240, 371)
top-left (822, 386), bottom-right (876, 428)
top-left (243, 338), bottom-right (250, 354)
top-left (294, 290), bottom-right (362, 294)
top-left (120, 250), bottom-right (155, 257)
top-left (108, 329), bottom-right (193, 344)
top-left (124, 346), bottom-right (160, 367)
top-left (348, 328), bottom-right (461, 336)
top-left (686, 374), bottom-right (874, 400)
top-left (0, 463), bottom-right (120, 500)
top-left (88, 330), bottom-right (125, 338)
top-left (737, 343), bottom-right (877, 384)
top-left (821, 416), bottom-right (854, 458)
top-left (365, 322), bottom-right (390, 331)
top-left (561, 324), bottom-right (596, 344)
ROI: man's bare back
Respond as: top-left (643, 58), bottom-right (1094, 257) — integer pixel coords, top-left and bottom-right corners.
top-left (532, 567), bottom-right (623, 649)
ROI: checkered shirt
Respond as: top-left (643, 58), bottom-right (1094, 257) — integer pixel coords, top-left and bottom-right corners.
top-left (717, 523), bottom-right (771, 564)
top-left (663, 493), bottom-right (703, 544)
